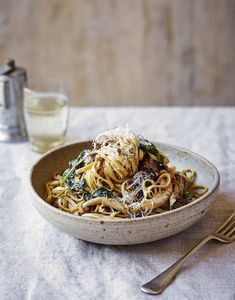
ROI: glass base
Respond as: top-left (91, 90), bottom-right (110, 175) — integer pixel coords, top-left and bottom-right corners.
top-left (29, 136), bottom-right (65, 153)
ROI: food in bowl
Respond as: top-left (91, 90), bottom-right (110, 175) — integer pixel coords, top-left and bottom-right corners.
top-left (45, 128), bottom-right (208, 219)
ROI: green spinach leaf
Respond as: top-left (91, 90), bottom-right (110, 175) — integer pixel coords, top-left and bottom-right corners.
top-left (139, 141), bottom-right (164, 165)
top-left (66, 178), bottom-right (86, 191)
top-left (92, 187), bottom-right (114, 199)
top-left (61, 150), bottom-right (88, 185)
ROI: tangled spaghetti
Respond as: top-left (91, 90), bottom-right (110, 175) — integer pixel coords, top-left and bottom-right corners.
top-left (45, 128), bottom-right (208, 219)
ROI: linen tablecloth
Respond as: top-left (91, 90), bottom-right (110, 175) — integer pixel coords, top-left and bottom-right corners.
top-left (0, 107), bottom-right (235, 300)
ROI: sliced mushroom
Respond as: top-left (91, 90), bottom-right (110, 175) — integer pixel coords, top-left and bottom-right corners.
top-left (138, 155), bottom-right (160, 180)
top-left (82, 197), bottom-right (126, 213)
top-left (141, 191), bottom-right (171, 211)
top-left (170, 174), bottom-right (185, 209)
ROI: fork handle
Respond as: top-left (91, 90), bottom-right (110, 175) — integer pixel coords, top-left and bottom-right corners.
top-left (141, 234), bottom-right (214, 295)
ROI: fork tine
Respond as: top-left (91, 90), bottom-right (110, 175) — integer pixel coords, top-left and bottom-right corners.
top-left (227, 226), bottom-right (235, 238)
top-left (223, 222), bottom-right (235, 237)
top-left (219, 219), bottom-right (235, 235)
top-left (216, 212), bottom-right (235, 234)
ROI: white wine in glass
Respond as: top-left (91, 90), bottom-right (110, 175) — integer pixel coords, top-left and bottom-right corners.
top-left (24, 79), bottom-right (69, 153)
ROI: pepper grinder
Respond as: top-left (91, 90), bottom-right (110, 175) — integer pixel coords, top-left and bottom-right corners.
top-left (0, 59), bottom-right (28, 142)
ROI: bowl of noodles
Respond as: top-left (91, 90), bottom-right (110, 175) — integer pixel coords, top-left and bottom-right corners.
top-left (29, 128), bottom-right (220, 245)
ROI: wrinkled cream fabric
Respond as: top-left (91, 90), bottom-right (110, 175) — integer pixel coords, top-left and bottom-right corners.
top-left (0, 107), bottom-right (234, 300)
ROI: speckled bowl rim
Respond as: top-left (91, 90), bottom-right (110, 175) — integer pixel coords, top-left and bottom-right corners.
top-left (29, 141), bottom-right (220, 223)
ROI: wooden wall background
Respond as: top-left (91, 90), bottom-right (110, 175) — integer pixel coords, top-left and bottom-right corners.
top-left (0, 0), bottom-right (235, 106)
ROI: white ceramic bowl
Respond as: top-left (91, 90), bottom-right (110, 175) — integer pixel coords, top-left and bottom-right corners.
top-left (29, 141), bottom-right (219, 245)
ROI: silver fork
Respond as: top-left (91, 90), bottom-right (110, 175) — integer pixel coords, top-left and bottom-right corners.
top-left (141, 212), bottom-right (235, 295)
